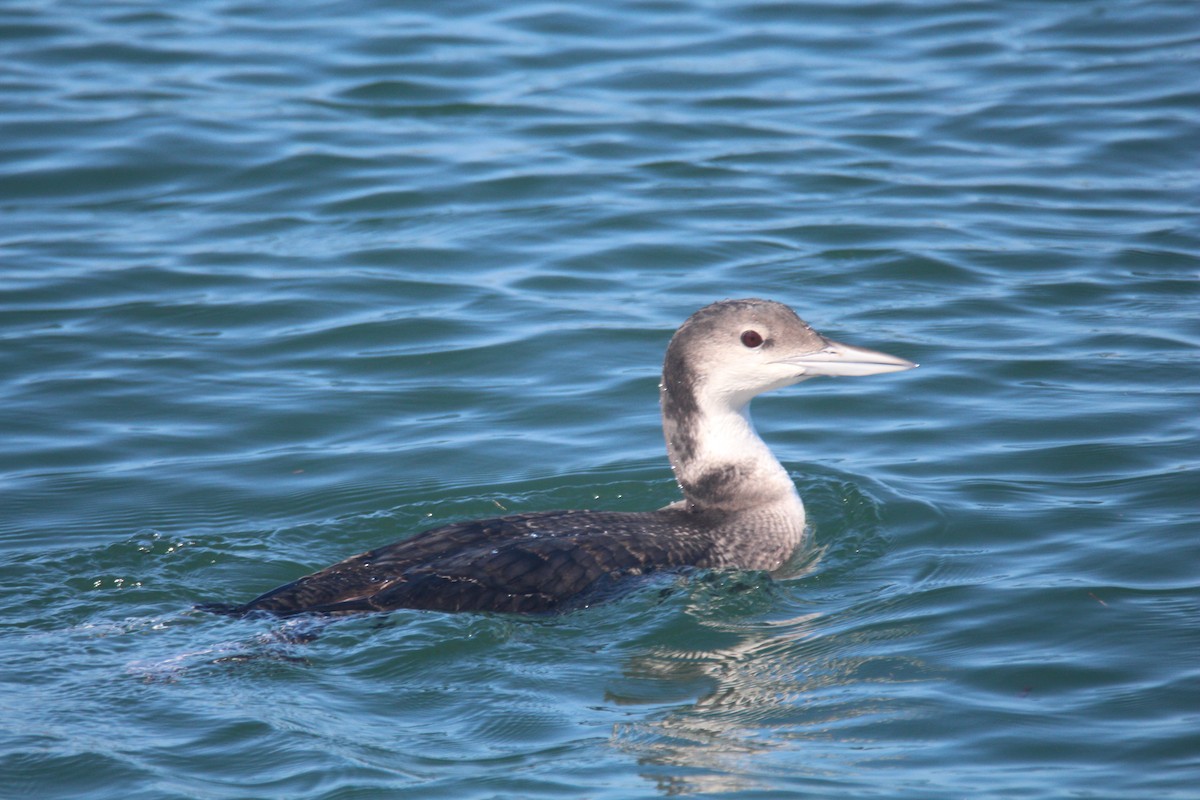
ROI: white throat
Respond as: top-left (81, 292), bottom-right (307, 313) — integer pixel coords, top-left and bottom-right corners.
top-left (669, 393), bottom-right (803, 513)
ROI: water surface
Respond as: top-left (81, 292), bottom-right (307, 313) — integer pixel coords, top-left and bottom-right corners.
top-left (1, 1), bottom-right (1198, 798)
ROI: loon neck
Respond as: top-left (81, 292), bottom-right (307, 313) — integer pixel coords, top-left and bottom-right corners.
top-left (661, 389), bottom-right (802, 514)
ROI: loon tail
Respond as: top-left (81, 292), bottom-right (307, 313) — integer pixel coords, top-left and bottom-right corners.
top-left (194, 601), bottom-right (249, 617)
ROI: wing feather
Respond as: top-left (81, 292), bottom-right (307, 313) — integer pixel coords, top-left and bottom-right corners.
top-left (216, 508), bottom-right (715, 615)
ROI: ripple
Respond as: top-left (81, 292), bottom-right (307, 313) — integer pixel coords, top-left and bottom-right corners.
top-left (1, 0), bottom-right (1197, 797)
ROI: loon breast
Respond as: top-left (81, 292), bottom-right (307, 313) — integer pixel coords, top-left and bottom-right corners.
top-left (198, 299), bottom-right (915, 617)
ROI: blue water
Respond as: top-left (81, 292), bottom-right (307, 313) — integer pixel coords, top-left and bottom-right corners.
top-left (2, 1), bottom-right (1198, 797)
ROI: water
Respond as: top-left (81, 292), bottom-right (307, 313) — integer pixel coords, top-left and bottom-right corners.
top-left (1, 0), bottom-right (1197, 797)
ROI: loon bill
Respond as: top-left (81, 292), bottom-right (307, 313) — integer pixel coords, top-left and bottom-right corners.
top-left (198, 299), bottom-right (915, 617)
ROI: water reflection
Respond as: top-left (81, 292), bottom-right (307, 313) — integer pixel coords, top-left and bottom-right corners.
top-left (609, 593), bottom-right (925, 795)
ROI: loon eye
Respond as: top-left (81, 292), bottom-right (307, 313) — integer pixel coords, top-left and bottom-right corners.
top-left (740, 330), bottom-right (764, 348)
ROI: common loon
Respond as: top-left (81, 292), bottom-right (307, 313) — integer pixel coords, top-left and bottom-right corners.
top-left (199, 299), bottom-right (914, 616)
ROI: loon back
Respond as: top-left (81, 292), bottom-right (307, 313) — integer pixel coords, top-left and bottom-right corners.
top-left (199, 299), bottom-right (914, 617)
top-left (202, 509), bottom-right (717, 615)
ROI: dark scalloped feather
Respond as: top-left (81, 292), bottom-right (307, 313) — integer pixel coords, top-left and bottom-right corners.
top-left (206, 508), bottom-right (723, 616)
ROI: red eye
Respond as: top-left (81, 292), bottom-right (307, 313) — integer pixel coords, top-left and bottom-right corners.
top-left (740, 330), bottom-right (763, 348)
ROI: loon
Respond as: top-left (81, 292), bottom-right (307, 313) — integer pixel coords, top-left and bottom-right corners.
top-left (199, 299), bottom-right (914, 617)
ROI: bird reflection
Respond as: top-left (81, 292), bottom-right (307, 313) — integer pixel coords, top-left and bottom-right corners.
top-left (606, 590), bottom-right (925, 795)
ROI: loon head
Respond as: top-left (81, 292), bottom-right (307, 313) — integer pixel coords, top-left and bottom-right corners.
top-left (661, 298), bottom-right (916, 417)
top-left (659, 299), bottom-right (916, 511)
